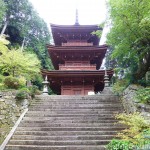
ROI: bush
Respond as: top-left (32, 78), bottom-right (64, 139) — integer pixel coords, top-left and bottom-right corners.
top-left (4, 76), bottom-right (20, 89)
top-left (115, 112), bottom-right (150, 146)
top-left (106, 139), bottom-right (133, 150)
top-left (15, 88), bottom-right (29, 100)
top-left (138, 79), bottom-right (150, 87)
top-left (31, 75), bottom-right (43, 90)
top-left (136, 88), bottom-right (150, 104)
top-left (28, 85), bottom-right (39, 98)
top-left (107, 112), bottom-right (150, 149)
top-left (18, 76), bottom-right (26, 88)
top-left (113, 79), bottom-right (130, 95)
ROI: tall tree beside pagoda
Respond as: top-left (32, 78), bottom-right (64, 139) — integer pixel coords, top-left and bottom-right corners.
top-left (106, 0), bottom-right (150, 82)
top-left (0, 0), bottom-right (6, 27)
top-left (0, 0), bottom-right (53, 70)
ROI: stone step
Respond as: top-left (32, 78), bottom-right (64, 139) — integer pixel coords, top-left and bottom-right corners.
top-left (31, 99), bottom-right (120, 103)
top-left (29, 104), bottom-right (121, 108)
top-left (21, 119), bottom-right (118, 124)
top-left (11, 135), bottom-right (116, 141)
top-left (16, 127), bottom-right (124, 132)
top-left (14, 130), bottom-right (118, 136)
top-left (26, 110), bottom-right (120, 115)
top-left (35, 95), bottom-right (119, 99)
top-left (8, 139), bottom-right (110, 145)
top-left (31, 98), bottom-right (120, 103)
top-left (19, 122), bottom-right (121, 127)
top-left (27, 109), bottom-right (121, 113)
top-left (24, 114), bottom-right (116, 117)
top-left (29, 106), bottom-right (122, 110)
top-left (29, 107), bottom-right (122, 111)
top-left (22, 116), bottom-right (117, 121)
top-left (5, 145), bottom-right (106, 150)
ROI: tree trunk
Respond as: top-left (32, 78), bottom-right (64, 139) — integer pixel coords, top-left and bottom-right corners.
top-left (0, 19), bottom-right (9, 37)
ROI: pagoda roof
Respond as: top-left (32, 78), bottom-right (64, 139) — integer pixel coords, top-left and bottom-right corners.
top-left (50, 23), bottom-right (101, 30)
top-left (50, 23), bottom-right (102, 46)
top-left (47, 45), bottom-right (107, 70)
top-left (42, 69), bottom-right (113, 77)
top-left (41, 69), bottom-right (113, 94)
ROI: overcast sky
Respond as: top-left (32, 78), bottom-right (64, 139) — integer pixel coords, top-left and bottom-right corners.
top-left (29, 0), bottom-right (107, 25)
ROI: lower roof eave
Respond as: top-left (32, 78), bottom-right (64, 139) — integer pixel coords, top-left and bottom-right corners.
top-left (41, 69), bottom-right (114, 77)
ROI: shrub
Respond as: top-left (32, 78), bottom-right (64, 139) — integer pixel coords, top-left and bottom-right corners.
top-left (107, 112), bottom-right (150, 150)
top-left (15, 90), bottom-right (29, 100)
top-left (136, 88), bottom-right (150, 104)
top-left (106, 139), bottom-right (133, 150)
top-left (28, 85), bottom-right (39, 98)
top-left (138, 79), bottom-right (150, 87)
top-left (113, 79), bottom-right (130, 95)
top-left (4, 76), bottom-right (20, 89)
top-left (31, 75), bottom-right (43, 90)
top-left (115, 112), bottom-right (150, 146)
top-left (18, 76), bottom-right (26, 88)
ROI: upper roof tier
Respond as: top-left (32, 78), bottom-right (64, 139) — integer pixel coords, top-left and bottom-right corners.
top-left (50, 24), bottom-right (102, 46)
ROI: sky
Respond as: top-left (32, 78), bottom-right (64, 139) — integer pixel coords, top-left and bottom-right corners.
top-left (29, 0), bottom-right (108, 25)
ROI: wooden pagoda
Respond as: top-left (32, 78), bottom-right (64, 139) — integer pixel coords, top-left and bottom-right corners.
top-left (42, 17), bottom-right (113, 95)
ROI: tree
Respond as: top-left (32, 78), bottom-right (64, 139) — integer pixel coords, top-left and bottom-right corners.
top-left (0, 37), bottom-right (41, 79)
top-left (0, 0), bottom-right (53, 70)
top-left (0, 0), bottom-right (6, 29)
top-left (106, 0), bottom-right (150, 82)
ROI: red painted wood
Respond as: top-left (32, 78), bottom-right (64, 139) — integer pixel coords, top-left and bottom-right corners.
top-left (61, 85), bottom-right (94, 95)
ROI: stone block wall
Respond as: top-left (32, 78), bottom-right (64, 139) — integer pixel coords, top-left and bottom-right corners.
top-left (0, 90), bottom-right (29, 144)
top-left (122, 85), bottom-right (150, 117)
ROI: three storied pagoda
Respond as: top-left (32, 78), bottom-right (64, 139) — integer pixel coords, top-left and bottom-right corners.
top-left (42, 14), bottom-right (113, 95)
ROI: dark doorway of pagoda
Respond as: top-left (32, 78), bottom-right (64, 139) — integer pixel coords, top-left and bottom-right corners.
top-left (94, 82), bottom-right (104, 94)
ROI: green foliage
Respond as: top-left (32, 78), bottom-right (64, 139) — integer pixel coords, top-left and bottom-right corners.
top-left (31, 75), bottom-right (43, 90)
top-left (0, 46), bottom-right (41, 79)
top-left (112, 79), bottom-right (130, 95)
top-left (105, 0), bottom-right (150, 81)
top-left (138, 78), bottom-right (150, 87)
top-left (106, 139), bottom-right (133, 150)
top-left (28, 85), bottom-right (40, 98)
top-left (4, 76), bottom-right (20, 89)
top-left (92, 23), bottom-right (104, 38)
top-left (0, 0), bottom-right (6, 24)
top-left (1, 0), bottom-right (53, 70)
top-left (115, 112), bottom-right (150, 146)
top-left (15, 88), bottom-right (30, 100)
top-left (0, 35), bottom-right (9, 52)
top-left (107, 112), bottom-right (150, 149)
top-left (15, 86), bottom-right (40, 100)
top-left (136, 88), bottom-right (150, 104)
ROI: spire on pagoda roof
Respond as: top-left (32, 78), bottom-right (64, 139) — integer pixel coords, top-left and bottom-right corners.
top-left (75, 9), bottom-right (79, 25)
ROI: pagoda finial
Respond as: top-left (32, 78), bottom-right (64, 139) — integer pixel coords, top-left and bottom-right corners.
top-left (75, 9), bottom-right (79, 25)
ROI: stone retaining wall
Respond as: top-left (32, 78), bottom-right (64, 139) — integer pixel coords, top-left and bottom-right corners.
top-left (122, 85), bottom-right (150, 119)
top-left (0, 90), bottom-right (29, 144)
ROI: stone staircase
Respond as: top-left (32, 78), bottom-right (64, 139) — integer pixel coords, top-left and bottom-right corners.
top-left (5, 95), bottom-right (124, 150)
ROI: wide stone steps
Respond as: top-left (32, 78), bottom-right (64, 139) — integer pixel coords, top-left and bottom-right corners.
top-left (19, 122), bottom-right (122, 127)
top-left (5, 145), bottom-right (106, 150)
top-left (12, 135), bottom-right (116, 140)
top-left (19, 120), bottom-right (118, 124)
top-left (16, 127), bottom-right (124, 132)
top-left (5, 95), bottom-right (123, 150)
top-left (14, 130), bottom-right (118, 136)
